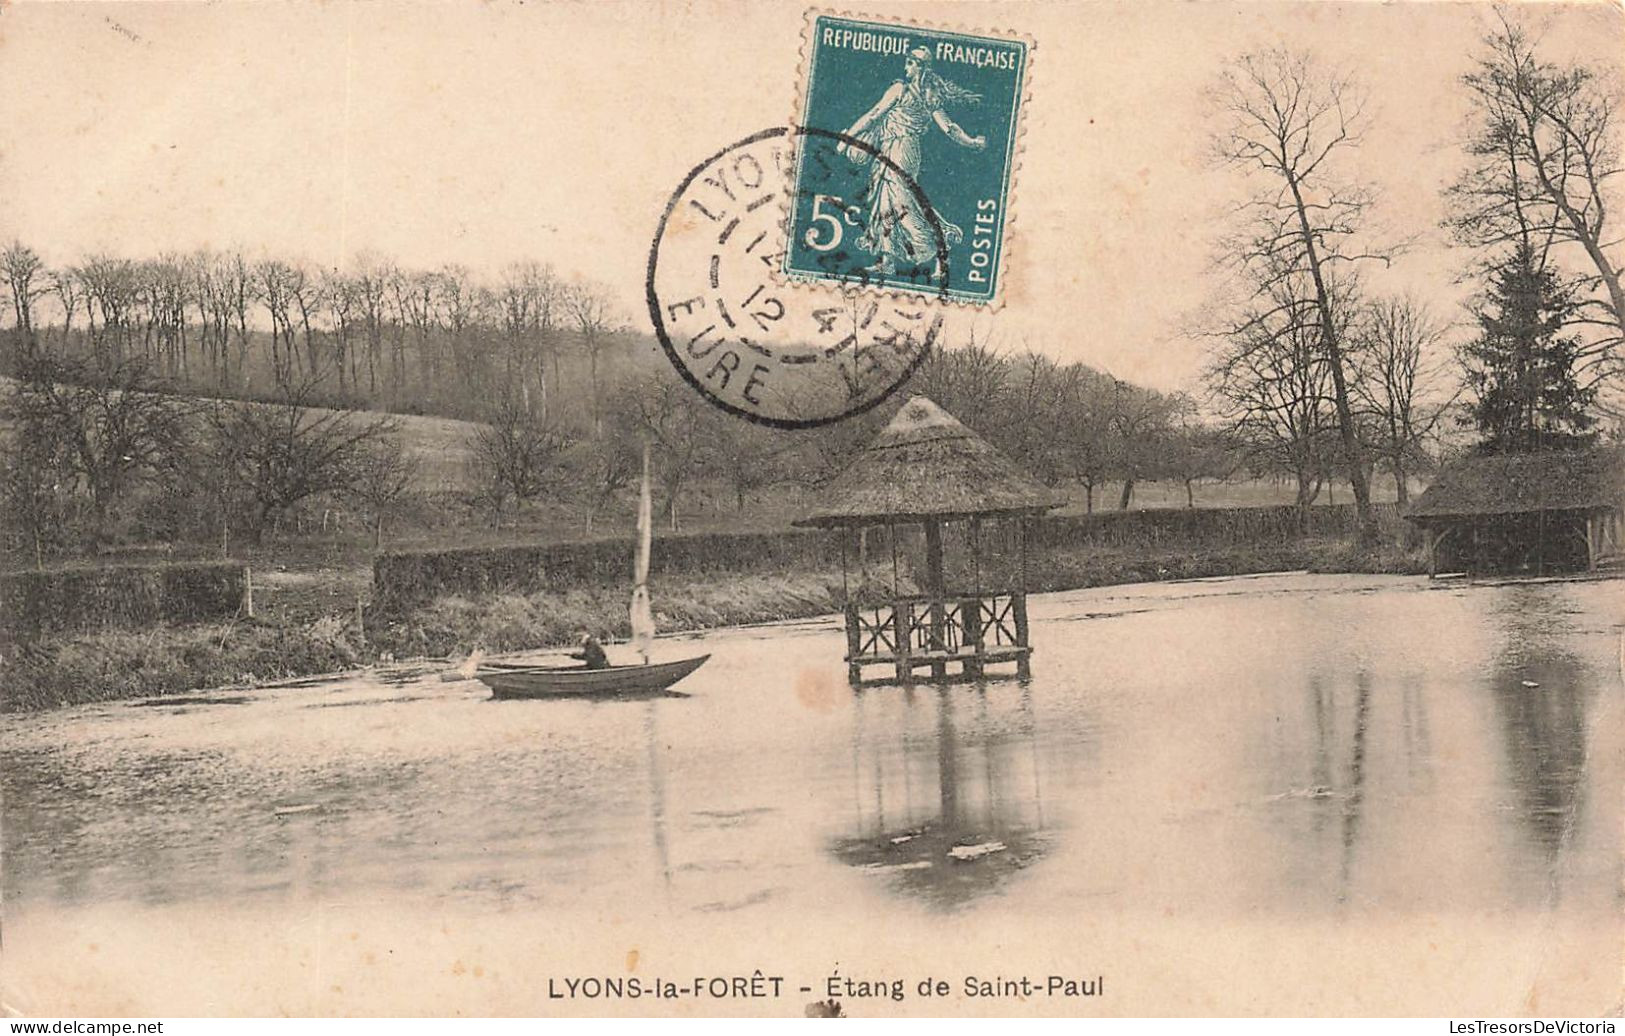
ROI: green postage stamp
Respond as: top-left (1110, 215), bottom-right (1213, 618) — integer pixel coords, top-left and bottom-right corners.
top-left (786, 13), bottom-right (1031, 305)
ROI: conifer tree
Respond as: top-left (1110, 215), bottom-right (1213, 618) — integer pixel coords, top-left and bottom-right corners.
top-left (1461, 242), bottom-right (1597, 453)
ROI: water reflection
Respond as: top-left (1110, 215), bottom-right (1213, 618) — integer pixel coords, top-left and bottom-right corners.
top-left (1485, 589), bottom-right (1595, 895)
top-left (643, 699), bottom-right (672, 894)
top-left (828, 682), bottom-right (1053, 910)
top-left (2, 574), bottom-right (1617, 937)
top-left (1294, 668), bottom-right (1376, 903)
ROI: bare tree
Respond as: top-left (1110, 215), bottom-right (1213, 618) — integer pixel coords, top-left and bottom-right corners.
top-left (699, 406), bottom-right (796, 511)
top-left (497, 261), bottom-right (561, 420)
top-left (911, 329), bottom-right (1011, 436)
top-left (188, 251), bottom-right (248, 390)
top-left (5, 354), bottom-right (196, 542)
top-left (321, 269), bottom-right (358, 396)
top-left (2, 241), bottom-right (47, 355)
top-left (468, 398), bottom-right (573, 520)
top-left (1210, 48), bottom-right (1390, 541)
top-left (1445, 13), bottom-right (1624, 399)
top-left (435, 265), bottom-right (488, 401)
top-left (2, 362), bottom-right (78, 566)
top-left (392, 268), bottom-right (439, 397)
top-left (1352, 295), bottom-right (1458, 503)
top-left (206, 379), bottom-right (397, 544)
top-left (47, 267), bottom-right (82, 351)
top-left (76, 254), bottom-right (143, 366)
top-left (349, 435), bottom-right (418, 548)
top-left (1160, 395), bottom-right (1239, 508)
top-left (566, 281), bottom-right (618, 437)
top-left (1205, 270), bottom-right (1342, 511)
top-left (577, 430), bottom-right (640, 533)
top-left (1055, 367), bottom-right (1116, 513)
top-left (257, 258), bottom-right (304, 386)
top-left (1106, 378), bottom-right (1177, 510)
top-left (219, 252), bottom-right (257, 392)
top-left (1002, 351), bottom-right (1074, 488)
top-left (617, 373), bottom-right (704, 530)
top-left (352, 256), bottom-right (392, 396)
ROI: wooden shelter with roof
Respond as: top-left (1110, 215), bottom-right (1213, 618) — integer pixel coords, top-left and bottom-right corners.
top-left (795, 396), bottom-right (1063, 685)
top-left (1405, 446), bottom-right (1625, 577)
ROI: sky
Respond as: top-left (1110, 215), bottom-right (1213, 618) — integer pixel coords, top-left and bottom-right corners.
top-left (2, 0), bottom-right (1622, 394)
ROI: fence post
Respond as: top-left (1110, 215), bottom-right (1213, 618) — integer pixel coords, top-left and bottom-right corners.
top-left (843, 600), bottom-right (862, 685)
top-left (243, 567), bottom-right (255, 619)
top-left (894, 599), bottom-right (913, 684)
top-left (1013, 590), bottom-right (1031, 679)
top-left (963, 594), bottom-right (984, 678)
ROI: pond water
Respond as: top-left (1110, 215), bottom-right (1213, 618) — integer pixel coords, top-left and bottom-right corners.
top-left (3, 573), bottom-right (1620, 1015)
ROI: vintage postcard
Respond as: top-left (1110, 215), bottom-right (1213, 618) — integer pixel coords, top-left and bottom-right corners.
top-left (1, 0), bottom-right (1622, 1022)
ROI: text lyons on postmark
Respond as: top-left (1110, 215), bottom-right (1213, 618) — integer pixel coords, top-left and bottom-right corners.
top-left (786, 13), bottom-right (1030, 305)
top-left (647, 127), bottom-right (943, 429)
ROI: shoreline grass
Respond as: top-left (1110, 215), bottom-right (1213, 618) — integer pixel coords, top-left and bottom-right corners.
top-left (1, 539), bottom-right (1428, 713)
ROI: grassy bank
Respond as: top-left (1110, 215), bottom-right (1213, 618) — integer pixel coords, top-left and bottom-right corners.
top-left (1, 614), bottom-right (369, 712)
top-left (1, 539), bottom-right (1426, 713)
top-left (373, 570), bottom-right (853, 659)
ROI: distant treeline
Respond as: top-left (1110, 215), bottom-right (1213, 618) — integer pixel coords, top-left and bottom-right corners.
top-left (0, 246), bottom-right (643, 423)
top-left (0, 240), bottom-right (1442, 571)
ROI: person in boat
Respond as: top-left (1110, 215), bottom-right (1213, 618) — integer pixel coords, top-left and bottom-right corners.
top-left (570, 632), bottom-right (610, 670)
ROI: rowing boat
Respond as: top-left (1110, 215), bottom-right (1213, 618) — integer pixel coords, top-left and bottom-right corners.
top-left (477, 445), bottom-right (710, 701)
top-left (477, 654), bottom-right (710, 699)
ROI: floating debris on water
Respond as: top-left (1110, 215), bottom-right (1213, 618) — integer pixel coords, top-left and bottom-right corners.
top-left (272, 804), bottom-right (321, 817)
top-left (1266, 786), bottom-right (1336, 801)
top-left (948, 841), bottom-right (1007, 862)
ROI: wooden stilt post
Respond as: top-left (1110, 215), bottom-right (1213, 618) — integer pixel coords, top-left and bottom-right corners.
top-left (895, 599), bottom-right (914, 684)
top-left (844, 600), bottom-right (863, 685)
top-left (1013, 591), bottom-right (1031, 679)
top-left (1537, 509), bottom-right (1546, 576)
top-left (1586, 513), bottom-right (1598, 572)
top-left (243, 566), bottom-right (254, 619)
top-left (963, 592), bottom-right (984, 679)
top-left (965, 518), bottom-right (984, 678)
top-left (840, 528), bottom-right (849, 601)
top-left (1016, 517), bottom-right (1031, 678)
top-left (924, 519), bottom-right (947, 680)
top-left (889, 523), bottom-right (899, 596)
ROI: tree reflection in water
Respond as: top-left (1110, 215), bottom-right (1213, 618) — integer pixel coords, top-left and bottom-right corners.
top-left (1485, 588), bottom-right (1596, 900)
top-left (829, 682), bottom-right (1052, 910)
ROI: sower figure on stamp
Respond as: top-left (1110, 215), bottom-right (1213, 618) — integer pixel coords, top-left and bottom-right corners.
top-left (837, 46), bottom-right (987, 278)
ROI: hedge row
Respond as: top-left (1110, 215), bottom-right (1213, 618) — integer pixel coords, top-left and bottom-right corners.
top-left (373, 529), bottom-right (845, 608)
top-left (1029, 502), bottom-right (1402, 550)
top-left (373, 502), bottom-right (1402, 608)
top-left (2, 561), bottom-right (247, 643)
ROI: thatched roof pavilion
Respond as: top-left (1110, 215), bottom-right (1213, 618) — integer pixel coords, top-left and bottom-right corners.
top-left (794, 396), bottom-right (1064, 528)
top-left (1405, 446), bottom-right (1624, 575)
top-left (798, 396), bottom-right (1061, 684)
top-left (1406, 447), bottom-right (1624, 521)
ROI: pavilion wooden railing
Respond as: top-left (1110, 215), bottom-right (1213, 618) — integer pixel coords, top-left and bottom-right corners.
top-left (843, 589), bottom-right (1032, 684)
